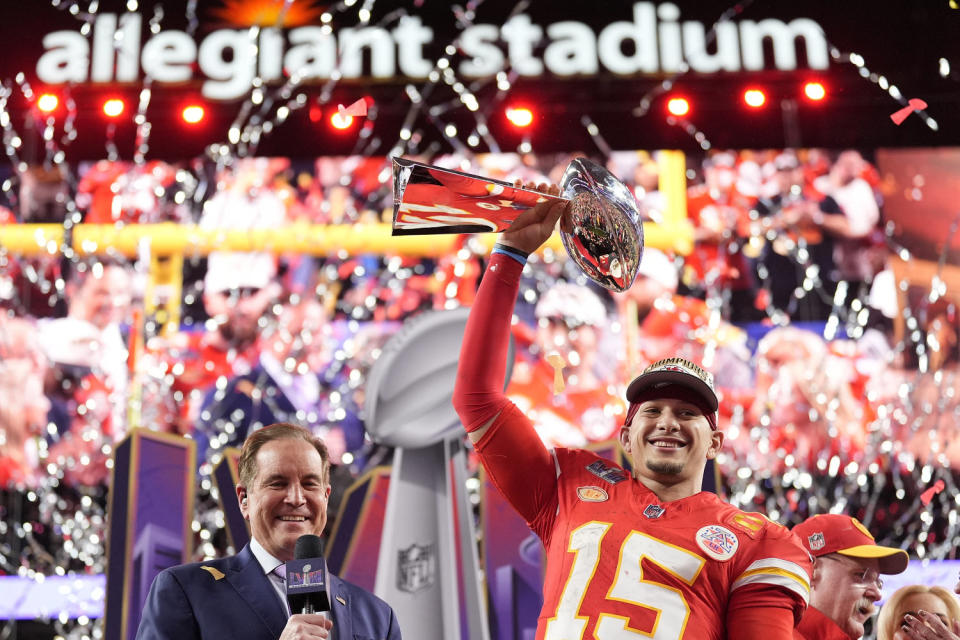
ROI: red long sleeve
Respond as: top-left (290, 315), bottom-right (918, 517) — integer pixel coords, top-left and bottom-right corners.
top-left (453, 253), bottom-right (558, 527)
top-left (727, 605), bottom-right (796, 639)
top-left (727, 583), bottom-right (805, 639)
top-left (452, 252), bottom-right (525, 431)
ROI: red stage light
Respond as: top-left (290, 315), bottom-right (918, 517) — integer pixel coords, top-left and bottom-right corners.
top-left (102, 98), bottom-right (125, 118)
top-left (506, 107), bottom-right (534, 128)
top-left (667, 97), bottom-right (690, 117)
top-left (330, 111), bottom-right (354, 130)
top-left (743, 89), bottom-right (766, 108)
top-left (37, 93), bottom-right (59, 113)
top-left (804, 82), bottom-right (826, 101)
top-left (182, 105), bottom-right (205, 124)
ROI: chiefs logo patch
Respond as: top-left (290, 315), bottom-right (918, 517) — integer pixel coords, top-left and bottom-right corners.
top-left (577, 486), bottom-right (609, 502)
top-left (695, 525), bottom-right (739, 561)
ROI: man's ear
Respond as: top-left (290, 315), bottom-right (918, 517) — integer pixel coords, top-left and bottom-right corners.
top-left (619, 425), bottom-right (632, 454)
top-left (706, 430), bottom-right (724, 460)
top-left (809, 557), bottom-right (824, 588)
top-left (237, 486), bottom-right (249, 517)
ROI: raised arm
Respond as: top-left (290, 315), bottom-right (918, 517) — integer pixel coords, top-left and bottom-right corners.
top-left (452, 187), bottom-right (566, 441)
top-left (452, 191), bottom-right (567, 525)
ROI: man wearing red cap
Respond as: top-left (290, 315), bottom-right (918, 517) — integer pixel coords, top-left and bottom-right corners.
top-left (792, 514), bottom-right (909, 639)
top-left (454, 191), bottom-right (812, 639)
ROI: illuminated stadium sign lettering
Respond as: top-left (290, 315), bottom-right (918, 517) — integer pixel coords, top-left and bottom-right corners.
top-left (35, 2), bottom-right (829, 101)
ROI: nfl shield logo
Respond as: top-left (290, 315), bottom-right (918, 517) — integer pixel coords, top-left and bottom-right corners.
top-left (808, 532), bottom-right (826, 551)
top-left (397, 543), bottom-right (435, 593)
top-left (643, 504), bottom-right (666, 519)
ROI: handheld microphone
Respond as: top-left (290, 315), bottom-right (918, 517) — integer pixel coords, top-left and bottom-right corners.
top-left (285, 534), bottom-right (330, 615)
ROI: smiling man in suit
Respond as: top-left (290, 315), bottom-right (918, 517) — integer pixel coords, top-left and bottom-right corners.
top-left (137, 422), bottom-right (401, 640)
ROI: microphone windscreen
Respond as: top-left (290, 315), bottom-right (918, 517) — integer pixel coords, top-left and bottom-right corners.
top-left (294, 534), bottom-right (324, 560)
top-left (287, 535), bottom-right (330, 614)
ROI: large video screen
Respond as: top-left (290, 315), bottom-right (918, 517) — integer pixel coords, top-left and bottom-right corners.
top-left (1, 147), bottom-right (957, 579)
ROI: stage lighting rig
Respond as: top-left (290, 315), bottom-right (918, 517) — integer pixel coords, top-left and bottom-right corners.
top-left (743, 88), bottom-right (766, 108)
top-left (505, 106), bottom-right (534, 128)
top-left (37, 93), bottom-right (59, 114)
top-left (181, 104), bottom-right (205, 124)
top-left (102, 98), bottom-right (125, 118)
top-left (803, 81), bottom-right (826, 102)
top-left (330, 111), bottom-right (354, 130)
top-left (667, 96), bottom-right (690, 117)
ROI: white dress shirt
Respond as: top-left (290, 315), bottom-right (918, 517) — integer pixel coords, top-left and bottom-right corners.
top-left (249, 537), bottom-right (290, 617)
top-left (248, 537), bottom-right (334, 637)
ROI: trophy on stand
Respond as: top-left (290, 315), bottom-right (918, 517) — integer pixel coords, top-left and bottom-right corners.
top-left (391, 156), bottom-right (645, 292)
top-left (365, 307), bottom-right (515, 640)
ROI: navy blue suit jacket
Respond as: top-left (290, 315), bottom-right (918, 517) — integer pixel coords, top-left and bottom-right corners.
top-left (136, 544), bottom-right (401, 640)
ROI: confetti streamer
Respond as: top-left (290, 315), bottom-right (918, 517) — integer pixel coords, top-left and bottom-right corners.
top-left (828, 45), bottom-right (938, 131)
top-left (920, 479), bottom-right (946, 506)
top-left (338, 98), bottom-right (370, 119)
top-left (580, 115), bottom-right (612, 158)
top-left (545, 352), bottom-right (567, 395)
top-left (890, 98), bottom-right (929, 125)
top-left (3, 4), bottom-right (960, 638)
top-left (665, 114), bottom-right (712, 151)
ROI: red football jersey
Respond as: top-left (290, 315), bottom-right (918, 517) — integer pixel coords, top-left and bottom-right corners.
top-left (528, 449), bottom-right (810, 640)
top-left (460, 253), bottom-right (810, 639)
top-left (479, 438), bottom-right (811, 640)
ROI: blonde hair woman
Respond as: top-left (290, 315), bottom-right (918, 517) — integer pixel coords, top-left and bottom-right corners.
top-left (876, 585), bottom-right (960, 640)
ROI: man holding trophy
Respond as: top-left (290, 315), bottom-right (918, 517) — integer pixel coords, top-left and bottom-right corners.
top-left (448, 171), bottom-right (813, 638)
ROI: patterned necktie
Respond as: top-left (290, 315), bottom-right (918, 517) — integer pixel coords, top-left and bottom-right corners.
top-left (272, 564), bottom-right (290, 616)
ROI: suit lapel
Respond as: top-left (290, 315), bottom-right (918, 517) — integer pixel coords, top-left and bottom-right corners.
top-left (226, 545), bottom-right (288, 638)
top-left (327, 573), bottom-right (353, 640)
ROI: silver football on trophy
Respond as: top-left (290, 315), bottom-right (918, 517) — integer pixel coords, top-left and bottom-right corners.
top-left (365, 307), bottom-right (515, 449)
top-left (391, 155), bottom-right (643, 292)
top-left (558, 157), bottom-right (644, 293)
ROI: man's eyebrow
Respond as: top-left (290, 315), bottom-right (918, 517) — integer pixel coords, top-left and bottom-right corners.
top-left (262, 472), bottom-right (323, 482)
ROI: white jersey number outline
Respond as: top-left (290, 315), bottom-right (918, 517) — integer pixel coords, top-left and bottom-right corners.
top-left (545, 522), bottom-right (706, 640)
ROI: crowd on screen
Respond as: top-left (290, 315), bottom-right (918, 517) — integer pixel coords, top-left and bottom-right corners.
top-left (0, 150), bottom-right (957, 561)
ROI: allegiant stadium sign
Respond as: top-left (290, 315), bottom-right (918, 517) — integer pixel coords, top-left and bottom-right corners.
top-left (36, 2), bottom-right (829, 101)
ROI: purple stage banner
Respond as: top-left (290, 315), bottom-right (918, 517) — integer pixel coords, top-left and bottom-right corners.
top-left (326, 466), bottom-right (391, 591)
top-left (213, 447), bottom-right (248, 551)
top-left (103, 429), bottom-right (196, 640)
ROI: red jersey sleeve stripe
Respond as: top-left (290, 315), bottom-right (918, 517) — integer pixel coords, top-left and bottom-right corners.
top-left (731, 558), bottom-right (811, 602)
